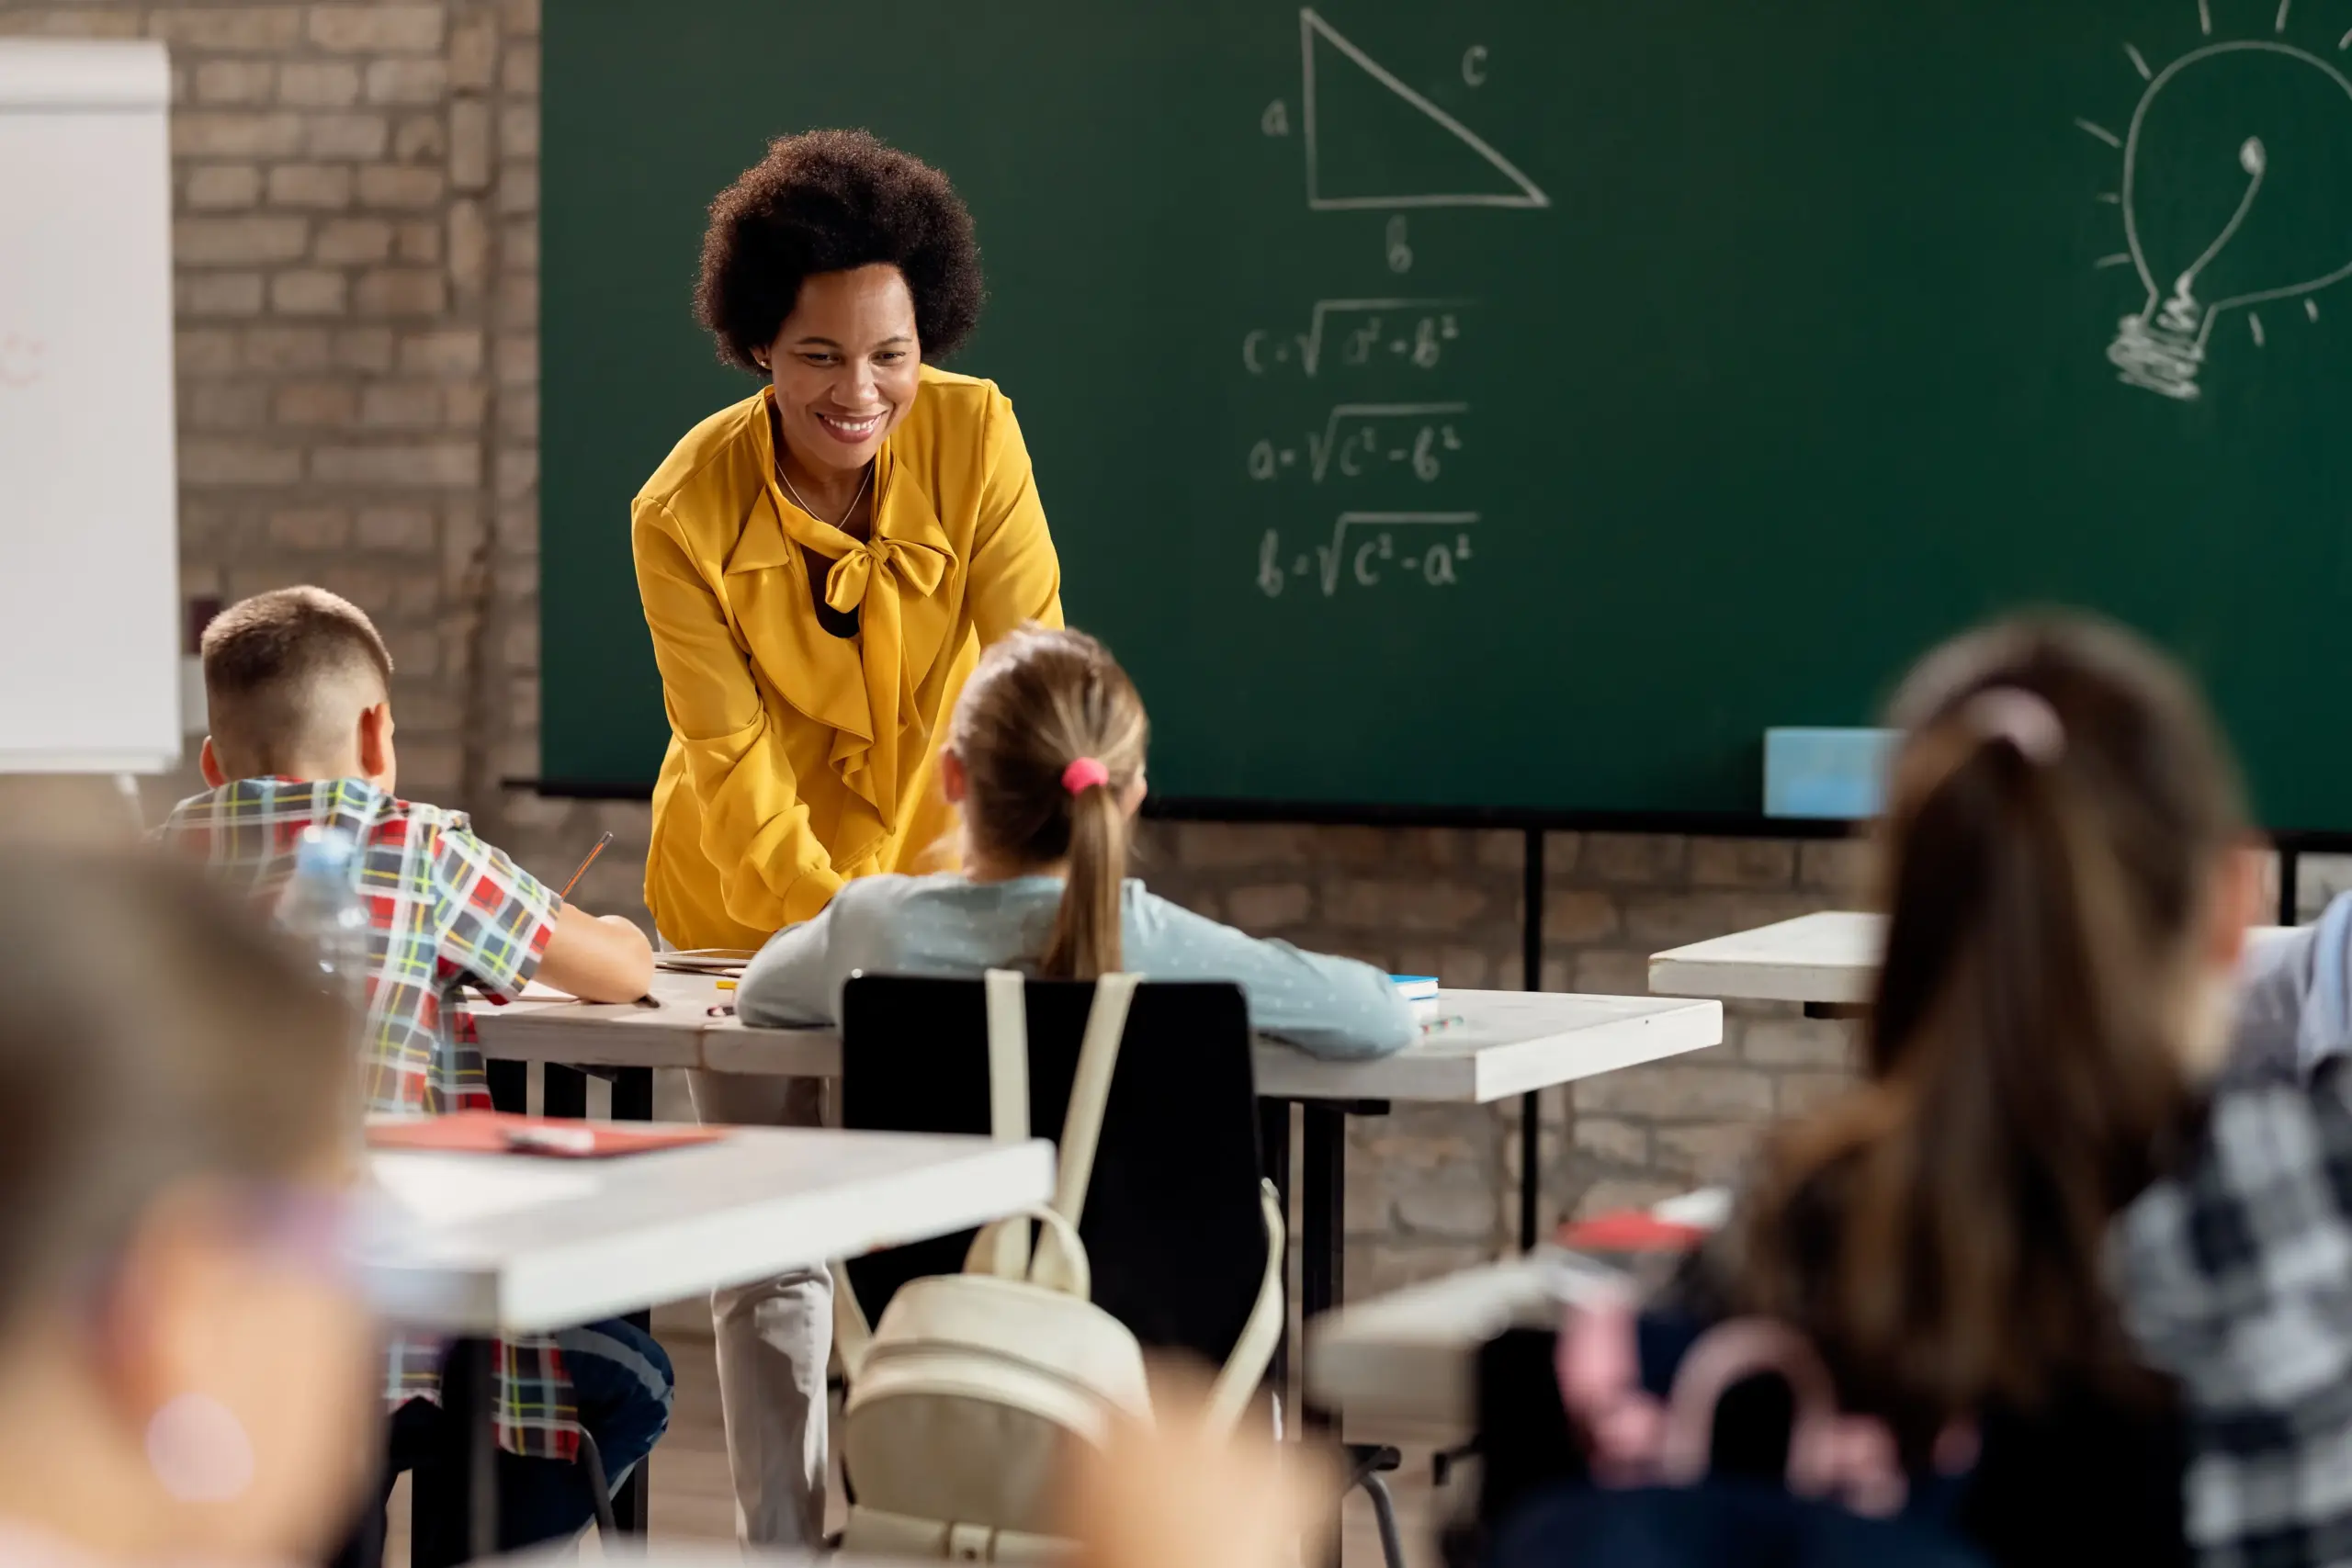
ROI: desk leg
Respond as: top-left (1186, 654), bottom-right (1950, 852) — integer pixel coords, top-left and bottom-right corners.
top-left (1298, 1101), bottom-right (1345, 1429)
top-left (1518, 1091), bottom-right (1542, 1250)
top-left (542, 1065), bottom-right (585, 1119)
top-left (1519, 827), bottom-right (1548, 1252)
top-left (486, 1059), bottom-right (528, 1116)
top-left (612, 1066), bottom-right (654, 1122)
top-left (608, 1065), bottom-right (654, 1535)
top-left (433, 1337), bottom-right (496, 1563)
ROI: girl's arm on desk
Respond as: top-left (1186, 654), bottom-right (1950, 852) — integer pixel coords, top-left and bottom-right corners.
top-left (735, 904), bottom-right (836, 1027)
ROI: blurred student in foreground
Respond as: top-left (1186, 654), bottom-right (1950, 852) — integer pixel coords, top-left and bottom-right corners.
top-left (1062, 1369), bottom-right (1334, 1568)
top-left (0, 848), bottom-right (376, 1566)
top-left (1544, 616), bottom-right (2268, 1567)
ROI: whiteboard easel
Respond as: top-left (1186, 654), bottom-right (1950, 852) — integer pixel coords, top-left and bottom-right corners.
top-left (0, 40), bottom-right (178, 773)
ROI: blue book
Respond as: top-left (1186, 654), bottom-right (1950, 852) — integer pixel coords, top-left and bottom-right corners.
top-left (1391, 975), bottom-right (1441, 1023)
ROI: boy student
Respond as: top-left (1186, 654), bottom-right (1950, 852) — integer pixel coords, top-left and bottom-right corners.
top-left (161, 586), bottom-right (670, 1562)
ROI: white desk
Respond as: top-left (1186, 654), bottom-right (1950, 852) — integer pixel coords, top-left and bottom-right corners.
top-left (1647, 910), bottom-right (1883, 1008)
top-left (364, 1125), bottom-right (1055, 1335)
top-left (465, 978), bottom-right (1723, 1351)
top-left (1650, 910), bottom-right (2297, 1008)
top-left (360, 1125), bottom-right (1052, 1557)
top-left (471, 975), bottom-right (1723, 1106)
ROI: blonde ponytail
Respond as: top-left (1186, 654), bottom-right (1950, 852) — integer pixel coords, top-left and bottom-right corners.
top-left (1042, 773), bottom-right (1128, 979)
top-left (948, 626), bottom-right (1151, 981)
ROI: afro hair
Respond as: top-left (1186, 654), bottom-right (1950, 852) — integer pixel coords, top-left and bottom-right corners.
top-left (695, 129), bottom-right (985, 372)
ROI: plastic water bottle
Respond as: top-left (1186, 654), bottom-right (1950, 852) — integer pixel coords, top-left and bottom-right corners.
top-left (277, 826), bottom-right (371, 1021)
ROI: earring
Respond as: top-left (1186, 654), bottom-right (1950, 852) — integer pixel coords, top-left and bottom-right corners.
top-left (146, 1392), bottom-right (256, 1503)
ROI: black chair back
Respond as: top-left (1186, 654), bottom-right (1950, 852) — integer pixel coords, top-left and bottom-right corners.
top-left (840, 974), bottom-right (1266, 1369)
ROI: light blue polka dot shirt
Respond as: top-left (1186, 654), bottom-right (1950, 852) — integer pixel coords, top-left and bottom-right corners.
top-left (735, 873), bottom-right (1416, 1061)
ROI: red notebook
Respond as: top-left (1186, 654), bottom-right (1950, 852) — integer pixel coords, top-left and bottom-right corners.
top-left (1556, 1210), bottom-right (1710, 1254)
top-left (367, 1110), bottom-right (724, 1159)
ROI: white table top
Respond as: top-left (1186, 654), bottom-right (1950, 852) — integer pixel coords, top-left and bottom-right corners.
top-left (1650, 910), bottom-right (2297, 1006)
top-left (360, 1124), bottom-right (1053, 1336)
top-left (467, 975), bottom-right (1723, 1107)
top-left (1648, 910), bottom-right (1884, 1006)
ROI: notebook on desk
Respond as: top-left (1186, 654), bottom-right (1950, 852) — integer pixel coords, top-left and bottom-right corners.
top-left (655, 947), bottom-right (757, 976)
top-left (367, 1110), bottom-right (723, 1159)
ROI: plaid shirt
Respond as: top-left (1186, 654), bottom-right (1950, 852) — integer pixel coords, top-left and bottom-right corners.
top-left (161, 777), bottom-right (578, 1460)
top-left (2113, 1066), bottom-right (2352, 1567)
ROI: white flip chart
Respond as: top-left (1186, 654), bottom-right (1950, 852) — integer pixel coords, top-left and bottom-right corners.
top-left (0, 40), bottom-right (178, 773)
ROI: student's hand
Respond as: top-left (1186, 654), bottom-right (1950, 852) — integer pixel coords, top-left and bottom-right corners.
top-left (535, 903), bottom-right (655, 1002)
top-left (1061, 1371), bottom-right (1335, 1568)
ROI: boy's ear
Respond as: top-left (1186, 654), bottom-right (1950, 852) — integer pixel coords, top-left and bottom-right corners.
top-left (356, 700), bottom-right (396, 786)
top-left (940, 748), bottom-right (969, 805)
top-left (198, 737), bottom-right (227, 789)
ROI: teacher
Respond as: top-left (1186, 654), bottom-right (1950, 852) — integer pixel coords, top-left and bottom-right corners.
top-left (629, 130), bottom-right (1063, 1547)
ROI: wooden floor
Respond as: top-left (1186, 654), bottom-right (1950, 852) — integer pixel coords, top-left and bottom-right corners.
top-left (385, 1317), bottom-right (1458, 1566)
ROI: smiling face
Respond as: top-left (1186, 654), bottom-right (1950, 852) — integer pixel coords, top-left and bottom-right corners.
top-left (764, 263), bottom-right (922, 479)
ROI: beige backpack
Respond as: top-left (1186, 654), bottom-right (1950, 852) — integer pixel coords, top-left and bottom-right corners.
top-left (834, 971), bottom-right (1285, 1561)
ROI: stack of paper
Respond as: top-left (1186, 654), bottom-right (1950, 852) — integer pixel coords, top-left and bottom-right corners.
top-left (655, 947), bottom-right (757, 976)
top-left (1391, 975), bottom-right (1441, 1026)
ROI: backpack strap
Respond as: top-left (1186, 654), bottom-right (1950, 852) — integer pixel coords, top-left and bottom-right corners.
top-left (1001, 972), bottom-right (1136, 1297)
top-left (1201, 1178), bottom-right (1286, 1430)
top-left (832, 1261), bottom-right (871, 1379)
top-left (982, 968), bottom-right (1035, 1280)
top-left (1657, 1318), bottom-right (1913, 1519)
top-left (1050, 972), bottom-right (1139, 1226)
top-left (962, 1203), bottom-right (1091, 1300)
top-left (840, 967), bottom-right (1044, 1369)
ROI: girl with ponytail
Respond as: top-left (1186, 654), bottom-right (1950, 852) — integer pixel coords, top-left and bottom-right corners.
top-left (1551, 615), bottom-right (2264, 1567)
top-left (737, 626), bottom-right (1414, 1060)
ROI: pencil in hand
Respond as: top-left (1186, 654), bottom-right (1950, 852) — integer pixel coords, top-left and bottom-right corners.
top-left (559, 830), bottom-right (615, 900)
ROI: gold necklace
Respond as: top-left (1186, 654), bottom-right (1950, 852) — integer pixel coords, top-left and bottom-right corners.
top-left (775, 453), bottom-right (874, 533)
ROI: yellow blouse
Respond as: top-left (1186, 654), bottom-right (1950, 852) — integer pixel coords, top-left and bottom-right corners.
top-left (632, 367), bottom-right (1065, 949)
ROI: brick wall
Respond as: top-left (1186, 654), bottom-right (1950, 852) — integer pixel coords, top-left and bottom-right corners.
top-left (4, 0), bottom-right (549, 841)
top-left (1133, 824), bottom-right (1868, 1290)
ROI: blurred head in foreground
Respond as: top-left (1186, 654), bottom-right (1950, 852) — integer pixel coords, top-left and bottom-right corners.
top-left (1732, 614), bottom-right (2259, 1448)
top-left (1059, 1364), bottom-right (1334, 1568)
top-left (0, 849), bottom-right (372, 1562)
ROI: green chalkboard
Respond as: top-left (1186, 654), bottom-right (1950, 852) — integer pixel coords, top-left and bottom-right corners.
top-left (543, 0), bottom-right (2352, 829)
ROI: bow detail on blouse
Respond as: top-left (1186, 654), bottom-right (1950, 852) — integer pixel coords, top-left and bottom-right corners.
top-left (818, 530), bottom-right (950, 615)
top-left (751, 420), bottom-right (957, 830)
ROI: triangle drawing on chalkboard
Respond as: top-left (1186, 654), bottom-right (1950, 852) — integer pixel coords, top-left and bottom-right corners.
top-left (1301, 8), bottom-right (1549, 210)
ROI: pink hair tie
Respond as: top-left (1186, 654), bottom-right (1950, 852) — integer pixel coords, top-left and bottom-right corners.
top-left (1062, 757), bottom-right (1111, 795)
top-left (1962, 686), bottom-right (2065, 766)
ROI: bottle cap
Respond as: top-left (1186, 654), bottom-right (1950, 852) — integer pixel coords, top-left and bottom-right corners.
top-left (294, 826), bottom-right (358, 877)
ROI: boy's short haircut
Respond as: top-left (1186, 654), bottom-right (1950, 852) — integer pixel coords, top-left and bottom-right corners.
top-left (200, 587), bottom-right (395, 774)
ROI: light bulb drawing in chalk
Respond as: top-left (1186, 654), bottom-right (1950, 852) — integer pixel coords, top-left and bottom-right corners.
top-left (2090, 37), bottom-right (2352, 400)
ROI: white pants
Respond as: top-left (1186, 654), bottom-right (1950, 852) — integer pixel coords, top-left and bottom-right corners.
top-left (685, 1066), bottom-right (833, 1548)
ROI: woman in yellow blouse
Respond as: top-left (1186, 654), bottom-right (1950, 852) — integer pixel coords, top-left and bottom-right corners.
top-left (629, 130), bottom-right (1062, 1548)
